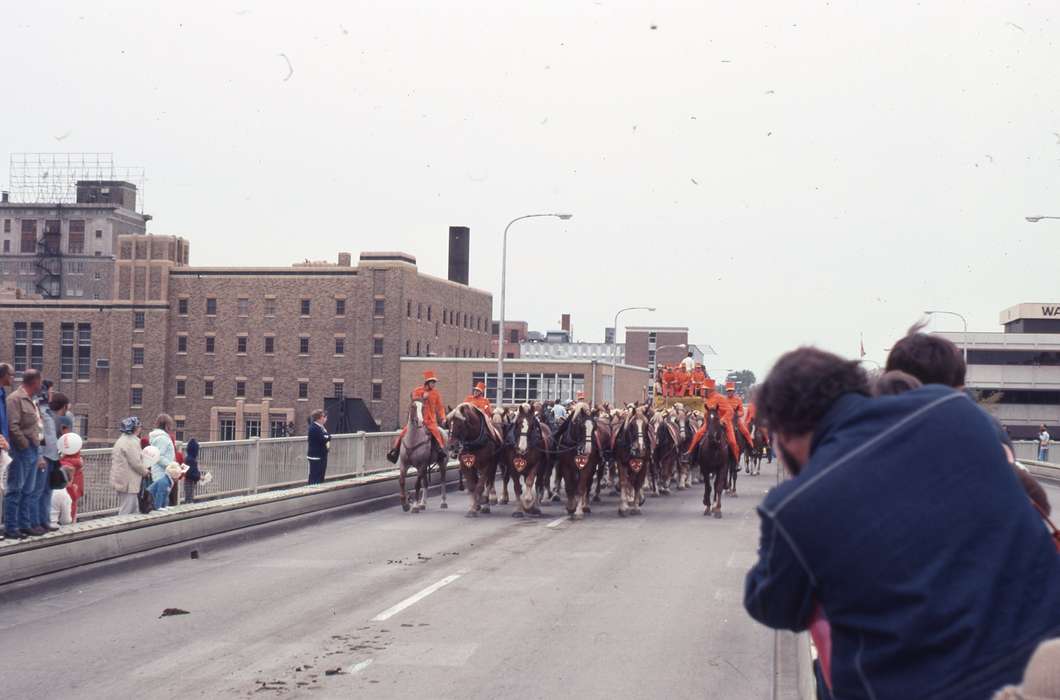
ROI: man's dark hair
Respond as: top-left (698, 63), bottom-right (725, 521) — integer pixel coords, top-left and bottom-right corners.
top-left (0, 363), bottom-right (12, 379)
top-left (758, 347), bottom-right (870, 435)
top-left (873, 370), bottom-right (923, 397)
top-left (48, 392), bottom-right (70, 412)
top-left (885, 321), bottom-right (966, 388)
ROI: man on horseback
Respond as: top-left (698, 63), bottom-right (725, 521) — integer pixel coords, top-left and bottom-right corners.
top-left (464, 381), bottom-right (493, 417)
top-left (723, 382), bottom-right (754, 452)
top-left (388, 370), bottom-right (447, 464)
top-left (686, 380), bottom-right (741, 462)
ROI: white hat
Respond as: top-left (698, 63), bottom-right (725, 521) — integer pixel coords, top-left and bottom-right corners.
top-left (58, 432), bottom-right (83, 456)
top-left (142, 445), bottom-right (160, 467)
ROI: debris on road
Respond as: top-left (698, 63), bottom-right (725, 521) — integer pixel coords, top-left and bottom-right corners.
top-left (159, 608), bottom-right (190, 618)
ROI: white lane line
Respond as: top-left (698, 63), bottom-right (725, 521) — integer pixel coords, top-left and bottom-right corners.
top-left (349, 659), bottom-right (373, 674)
top-left (546, 517), bottom-right (566, 528)
top-left (371, 573), bottom-right (463, 621)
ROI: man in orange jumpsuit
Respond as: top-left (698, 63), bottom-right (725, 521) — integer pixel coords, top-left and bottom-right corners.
top-left (661, 365), bottom-right (676, 398)
top-left (686, 380), bottom-right (741, 462)
top-left (723, 382), bottom-right (754, 453)
top-left (674, 365), bottom-right (691, 397)
top-left (743, 400), bottom-right (768, 445)
top-left (388, 370), bottom-right (446, 463)
top-left (691, 364), bottom-right (708, 397)
top-left (464, 381), bottom-right (493, 417)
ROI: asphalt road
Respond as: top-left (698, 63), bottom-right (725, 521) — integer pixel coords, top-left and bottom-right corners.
top-left (0, 464), bottom-right (779, 700)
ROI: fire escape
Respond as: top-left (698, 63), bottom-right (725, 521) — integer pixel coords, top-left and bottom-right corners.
top-left (35, 214), bottom-right (63, 299)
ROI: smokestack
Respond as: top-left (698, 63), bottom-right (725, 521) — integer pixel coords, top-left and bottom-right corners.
top-left (561, 314), bottom-right (571, 332)
top-left (448, 226), bottom-right (469, 285)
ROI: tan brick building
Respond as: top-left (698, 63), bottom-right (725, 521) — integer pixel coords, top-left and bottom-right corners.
top-left (0, 240), bottom-right (492, 443)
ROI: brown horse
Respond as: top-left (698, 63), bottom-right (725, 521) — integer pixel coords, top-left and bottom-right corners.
top-left (553, 403), bottom-right (603, 519)
top-left (447, 403), bottom-right (502, 517)
top-left (692, 407), bottom-right (727, 518)
top-left (501, 404), bottom-right (551, 517)
top-left (614, 407), bottom-right (653, 516)
top-left (397, 399), bottom-right (446, 512)
top-left (650, 409), bottom-right (683, 496)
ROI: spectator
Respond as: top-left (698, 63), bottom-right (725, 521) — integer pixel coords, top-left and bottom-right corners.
top-left (147, 462), bottom-right (182, 511)
top-left (1039, 424), bottom-right (1051, 462)
top-left (994, 638), bottom-right (1060, 699)
top-left (148, 414), bottom-right (175, 483)
top-left (0, 363), bottom-right (11, 449)
top-left (872, 370), bottom-right (922, 397)
top-left (552, 401), bottom-right (567, 423)
top-left (4, 369), bottom-right (45, 539)
top-left (307, 409), bottom-right (330, 485)
top-left (110, 417), bottom-right (148, 516)
top-left (37, 390), bottom-right (70, 533)
top-left (57, 432), bottom-right (84, 521)
top-left (745, 347), bottom-right (1060, 699)
top-left (183, 438), bottom-right (201, 504)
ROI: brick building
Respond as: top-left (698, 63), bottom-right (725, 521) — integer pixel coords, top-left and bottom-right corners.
top-left (491, 320), bottom-right (528, 358)
top-left (0, 241), bottom-right (492, 443)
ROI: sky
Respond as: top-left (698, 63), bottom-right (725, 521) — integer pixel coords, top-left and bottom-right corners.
top-left (2, 1), bottom-right (1059, 378)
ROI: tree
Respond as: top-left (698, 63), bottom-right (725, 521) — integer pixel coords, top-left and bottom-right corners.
top-left (725, 370), bottom-right (757, 394)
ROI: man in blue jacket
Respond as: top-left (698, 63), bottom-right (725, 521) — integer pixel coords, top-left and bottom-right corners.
top-left (745, 347), bottom-right (1060, 700)
top-left (307, 409), bottom-right (330, 485)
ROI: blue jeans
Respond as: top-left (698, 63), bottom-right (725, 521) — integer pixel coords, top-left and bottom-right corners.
top-left (1039, 446), bottom-right (1050, 462)
top-left (3, 445), bottom-right (40, 532)
top-left (35, 458), bottom-right (58, 527)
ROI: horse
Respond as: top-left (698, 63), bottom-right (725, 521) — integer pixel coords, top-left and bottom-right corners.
top-left (553, 402), bottom-right (603, 519)
top-left (692, 407), bottom-right (727, 518)
top-left (500, 404), bottom-right (551, 517)
top-left (613, 407), bottom-right (653, 516)
top-left (745, 419), bottom-right (768, 476)
top-left (446, 402), bottom-right (502, 517)
top-left (686, 411), bottom-right (705, 485)
top-left (397, 399), bottom-right (446, 513)
top-left (671, 406), bottom-right (694, 490)
top-left (729, 424), bottom-right (750, 496)
top-left (590, 413), bottom-right (614, 503)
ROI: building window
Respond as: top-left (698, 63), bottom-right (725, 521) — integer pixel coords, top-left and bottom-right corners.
top-left (269, 418), bottom-right (287, 438)
top-left (509, 329), bottom-right (518, 343)
top-left (175, 419), bottom-right (186, 443)
top-left (300, 299), bottom-right (311, 316)
top-left (134, 311), bottom-right (145, 330)
top-left (130, 387), bottom-right (143, 407)
top-left (264, 336), bottom-right (275, 354)
top-left (245, 417), bottom-right (261, 438)
top-left (205, 336), bottom-right (215, 354)
top-left (20, 220), bottom-right (36, 253)
top-left (13, 322), bottom-right (27, 373)
top-left (371, 382), bottom-right (383, 400)
top-left (417, 303), bottom-right (423, 320)
top-left (178, 298), bottom-right (188, 315)
top-left (2, 219), bottom-right (8, 233)
top-left (2, 240), bottom-right (8, 253)
top-left (298, 381), bottom-right (309, 400)
top-left (95, 229), bottom-right (103, 239)
top-left (68, 220), bottom-right (85, 254)
top-left (299, 337), bottom-right (310, 354)
top-left (416, 341), bottom-right (421, 356)
top-left (77, 323), bottom-right (91, 379)
top-left (333, 381), bottom-right (344, 398)
top-left (237, 336), bottom-right (248, 354)
top-left (219, 417), bottom-right (236, 442)
top-left (237, 298), bottom-right (249, 316)
top-left (263, 380), bottom-right (273, 398)
top-left (264, 298), bottom-right (276, 317)
top-left (334, 337), bottom-right (345, 355)
top-left (204, 380), bottom-right (214, 398)
top-left (374, 298), bottom-right (385, 316)
top-left (236, 380), bottom-right (246, 398)
top-left (407, 300), bottom-right (412, 318)
top-left (426, 343), bottom-right (431, 356)
top-left (176, 379), bottom-right (186, 397)
top-left (60, 323), bottom-right (74, 379)
top-left (177, 334), bottom-right (188, 353)
top-left (427, 305), bottom-right (432, 321)
top-left (206, 297), bottom-right (217, 315)
top-left (132, 347), bottom-right (144, 367)
top-left (29, 322), bottom-right (43, 372)
top-left (405, 340), bottom-right (411, 355)
top-left (335, 298), bottom-right (346, 316)
top-left (373, 337), bottom-right (383, 355)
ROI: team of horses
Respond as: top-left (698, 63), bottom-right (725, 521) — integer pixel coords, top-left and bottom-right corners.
top-left (396, 399), bottom-right (772, 519)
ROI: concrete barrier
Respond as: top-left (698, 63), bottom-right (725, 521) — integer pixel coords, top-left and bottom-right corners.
top-left (0, 467), bottom-right (463, 587)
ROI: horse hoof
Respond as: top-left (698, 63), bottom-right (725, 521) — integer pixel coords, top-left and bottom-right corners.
top-left (500, 497), bottom-right (509, 505)
top-left (583, 506), bottom-right (591, 515)
top-left (704, 508), bottom-right (711, 516)
top-left (572, 512), bottom-right (583, 521)
top-left (713, 511), bottom-right (723, 519)
top-left (551, 494), bottom-right (561, 503)
top-left (511, 510), bottom-right (525, 518)
top-left (528, 508), bottom-right (542, 517)
top-left (566, 508), bottom-right (576, 516)
top-left (402, 503), bottom-right (411, 512)
top-left (489, 496), bottom-right (498, 506)
top-left (465, 510), bottom-right (478, 518)
top-left (480, 505), bottom-right (491, 514)
top-left (440, 502), bottom-right (448, 510)
top-left (618, 509), bottom-right (628, 518)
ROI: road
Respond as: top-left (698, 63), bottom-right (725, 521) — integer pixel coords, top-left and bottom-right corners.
top-left (0, 464), bottom-right (779, 700)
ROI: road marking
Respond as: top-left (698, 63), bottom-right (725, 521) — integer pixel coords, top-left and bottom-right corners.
top-left (371, 573), bottom-right (463, 621)
top-left (349, 659), bottom-right (373, 674)
top-left (546, 517), bottom-right (566, 528)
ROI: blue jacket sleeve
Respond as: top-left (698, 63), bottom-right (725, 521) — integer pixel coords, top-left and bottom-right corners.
top-left (744, 507), bottom-right (815, 631)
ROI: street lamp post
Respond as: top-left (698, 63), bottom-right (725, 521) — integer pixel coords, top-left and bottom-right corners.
top-left (924, 309), bottom-right (968, 365)
top-left (496, 213), bottom-right (572, 407)
top-left (610, 306), bottom-right (655, 406)
top-left (1025, 216), bottom-right (1060, 223)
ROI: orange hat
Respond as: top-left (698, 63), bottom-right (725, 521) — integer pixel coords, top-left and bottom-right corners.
top-left (423, 370), bottom-right (439, 383)
top-left (704, 379), bottom-right (717, 390)
top-left (725, 382), bottom-right (736, 392)
top-left (473, 381), bottom-right (486, 393)
top-left (576, 391), bottom-right (586, 400)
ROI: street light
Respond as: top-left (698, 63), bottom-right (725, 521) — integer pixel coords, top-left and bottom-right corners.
top-left (610, 306), bottom-right (655, 405)
top-left (1025, 216), bottom-right (1060, 223)
top-left (924, 309), bottom-right (968, 364)
top-left (496, 213), bottom-right (573, 407)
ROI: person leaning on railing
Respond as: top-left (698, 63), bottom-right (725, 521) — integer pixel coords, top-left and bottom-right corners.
top-left (110, 417), bottom-right (149, 516)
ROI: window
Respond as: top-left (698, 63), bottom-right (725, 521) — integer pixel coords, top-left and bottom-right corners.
top-left (510, 329), bottom-right (518, 343)
top-left (237, 336), bottom-right (247, 354)
top-left (175, 419), bottom-right (185, 443)
top-left (427, 305), bottom-right (432, 321)
top-left (236, 380), bottom-right (246, 398)
top-left (134, 311), bottom-right (145, 330)
top-left (373, 298), bottom-right (385, 316)
top-left (264, 298), bottom-right (276, 316)
top-left (263, 380), bottom-right (273, 398)
top-left (237, 298), bottom-right (249, 316)
top-left (77, 324), bottom-right (91, 379)
top-left (2, 219), bottom-right (8, 233)
top-left (244, 418), bottom-right (261, 438)
top-left (299, 336), bottom-right (310, 354)
top-left (373, 337), bottom-right (383, 355)
top-left (177, 334), bottom-right (188, 353)
top-left (30, 322), bottom-right (43, 371)
top-left (405, 340), bottom-right (411, 355)
top-left (20, 220), bottom-right (36, 253)
top-left (2, 240), bottom-right (8, 253)
top-left (416, 341), bottom-right (421, 356)
top-left (417, 303), bottom-right (422, 319)
top-left (205, 336), bottom-right (215, 353)
top-left (219, 417), bottom-right (236, 441)
top-left (264, 336), bottom-right (275, 354)
top-left (333, 381), bottom-right (344, 398)
top-left (176, 379), bottom-right (186, 397)
top-left (335, 298), bottom-right (346, 316)
top-left (94, 271), bottom-right (102, 281)
top-left (13, 322), bottom-right (27, 373)
top-left (130, 387), bottom-right (143, 407)
top-left (206, 297), bottom-right (217, 315)
top-left (178, 298), bottom-right (188, 315)
top-left (300, 298), bottom-right (311, 316)
top-left (426, 343), bottom-right (431, 356)
top-left (298, 381), bottom-right (309, 400)
top-left (132, 347), bottom-right (144, 367)
top-left (334, 336), bottom-right (345, 355)
top-left (371, 382), bottom-right (383, 400)
top-left (407, 300), bottom-right (412, 318)
top-left (269, 418), bottom-right (287, 438)
top-left (68, 220), bottom-right (85, 254)
top-left (204, 380), bottom-right (214, 398)
top-left (95, 229), bottom-right (103, 239)
top-left (60, 324), bottom-right (74, 379)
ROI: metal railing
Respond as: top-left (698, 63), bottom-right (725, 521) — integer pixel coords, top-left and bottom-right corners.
top-left (1013, 439), bottom-right (1057, 465)
top-left (76, 431), bottom-right (399, 520)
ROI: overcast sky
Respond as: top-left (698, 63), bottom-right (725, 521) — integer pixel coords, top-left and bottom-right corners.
top-left (3, 1), bottom-right (1058, 378)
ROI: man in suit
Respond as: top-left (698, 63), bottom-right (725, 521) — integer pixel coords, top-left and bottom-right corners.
top-left (307, 408), bottom-right (330, 485)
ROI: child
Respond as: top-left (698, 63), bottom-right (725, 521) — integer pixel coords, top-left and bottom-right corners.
top-left (147, 462), bottom-right (182, 512)
top-left (57, 432), bottom-right (84, 522)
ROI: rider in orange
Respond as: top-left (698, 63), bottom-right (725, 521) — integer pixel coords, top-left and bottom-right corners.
top-left (661, 365), bottom-right (675, 397)
top-left (743, 400), bottom-right (768, 445)
top-left (723, 383), bottom-right (754, 453)
top-left (687, 380), bottom-right (741, 462)
top-left (691, 364), bottom-right (707, 397)
top-left (464, 381), bottom-right (493, 417)
top-left (674, 365), bottom-right (691, 397)
top-left (389, 370), bottom-right (446, 462)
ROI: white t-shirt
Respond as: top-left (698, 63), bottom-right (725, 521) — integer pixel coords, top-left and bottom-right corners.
top-left (1040, 430), bottom-right (1051, 446)
top-left (680, 357), bottom-right (695, 373)
top-left (552, 404), bottom-right (567, 420)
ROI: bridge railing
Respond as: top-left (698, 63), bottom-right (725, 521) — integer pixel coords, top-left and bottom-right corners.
top-left (76, 431), bottom-right (400, 520)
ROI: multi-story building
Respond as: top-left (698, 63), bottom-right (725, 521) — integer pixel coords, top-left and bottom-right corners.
top-left (0, 242), bottom-right (492, 443)
top-left (491, 320), bottom-right (528, 358)
top-left (519, 339), bottom-right (625, 364)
